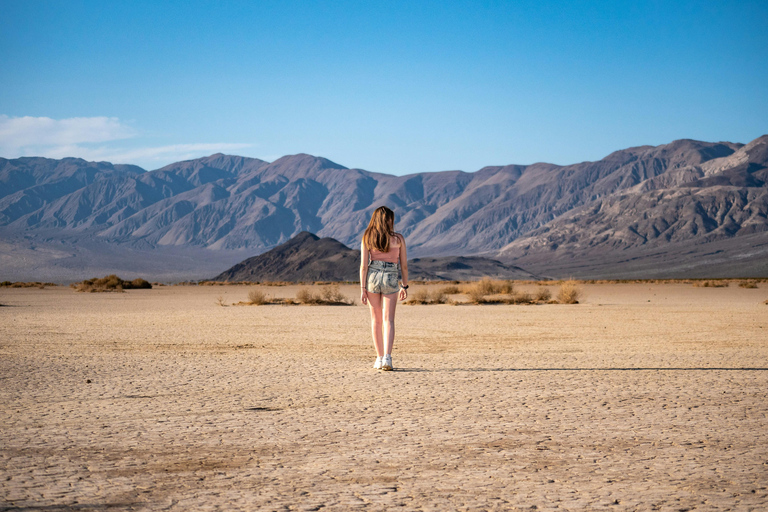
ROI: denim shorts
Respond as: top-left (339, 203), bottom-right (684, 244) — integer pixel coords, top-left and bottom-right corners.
top-left (366, 260), bottom-right (400, 294)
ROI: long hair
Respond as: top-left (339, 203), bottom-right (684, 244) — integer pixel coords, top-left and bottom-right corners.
top-left (363, 206), bottom-right (395, 252)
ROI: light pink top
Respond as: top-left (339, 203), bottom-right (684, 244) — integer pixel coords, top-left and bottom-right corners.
top-left (370, 235), bottom-right (402, 264)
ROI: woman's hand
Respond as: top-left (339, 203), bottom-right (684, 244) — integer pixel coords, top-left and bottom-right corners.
top-left (398, 286), bottom-right (408, 301)
top-left (361, 288), bottom-right (368, 305)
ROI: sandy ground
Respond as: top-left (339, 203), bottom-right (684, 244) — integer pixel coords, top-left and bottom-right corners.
top-left (1, 283), bottom-right (767, 511)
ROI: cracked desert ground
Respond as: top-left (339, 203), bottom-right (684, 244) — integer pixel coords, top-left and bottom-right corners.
top-left (1, 283), bottom-right (767, 511)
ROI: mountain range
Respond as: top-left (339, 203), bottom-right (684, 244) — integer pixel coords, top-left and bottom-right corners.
top-left (1, 134), bottom-right (766, 281)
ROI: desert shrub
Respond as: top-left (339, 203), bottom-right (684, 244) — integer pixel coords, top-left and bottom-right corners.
top-left (535, 286), bottom-right (552, 302)
top-left (247, 289), bottom-right (268, 305)
top-left (3, 281), bottom-right (56, 288)
top-left (71, 275), bottom-right (120, 292)
top-left (557, 280), bottom-right (581, 304)
top-left (296, 287), bottom-right (320, 304)
top-left (515, 291), bottom-right (533, 304)
top-left (407, 288), bottom-right (431, 304)
top-left (497, 280), bottom-right (515, 295)
top-left (441, 284), bottom-right (461, 294)
top-left (464, 282), bottom-right (488, 304)
top-left (130, 278), bottom-right (152, 289)
top-left (405, 288), bottom-right (447, 305)
top-left (321, 283), bottom-right (347, 303)
top-left (477, 278), bottom-right (506, 295)
top-left (71, 275), bottom-right (152, 292)
top-left (431, 289), bottom-right (447, 304)
top-left (738, 280), bottom-right (758, 289)
top-left (504, 290), bottom-right (533, 304)
top-left (295, 285), bottom-right (353, 305)
top-left (693, 280), bottom-right (729, 288)
top-left (461, 278), bottom-right (514, 303)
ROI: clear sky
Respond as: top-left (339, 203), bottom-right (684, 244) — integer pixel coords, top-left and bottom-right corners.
top-left (1, 0), bottom-right (766, 174)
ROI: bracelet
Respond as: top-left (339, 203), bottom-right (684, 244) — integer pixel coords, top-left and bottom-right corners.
top-left (401, 284), bottom-right (409, 289)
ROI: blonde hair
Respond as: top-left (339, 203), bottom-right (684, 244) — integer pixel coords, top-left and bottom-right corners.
top-left (363, 206), bottom-right (395, 253)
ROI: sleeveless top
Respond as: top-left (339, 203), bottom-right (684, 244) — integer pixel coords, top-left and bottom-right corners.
top-left (369, 234), bottom-right (402, 264)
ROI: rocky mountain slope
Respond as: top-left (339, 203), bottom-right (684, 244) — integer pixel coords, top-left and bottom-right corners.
top-left (213, 231), bottom-right (540, 282)
top-left (498, 136), bottom-right (768, 277)
top-left (1, 134), bottom-right (766, 280)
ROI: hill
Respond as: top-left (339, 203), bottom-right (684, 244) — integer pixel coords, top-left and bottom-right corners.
top-left (212, 232), bottom-right (541, 282)
top-left (212, 232), bottom-right (360, 282)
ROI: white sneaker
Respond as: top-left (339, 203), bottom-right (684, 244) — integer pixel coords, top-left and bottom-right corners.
top-left (373, 356), bottom-right (383, 369)
top-left (382, 354), bottom-right (393, 371)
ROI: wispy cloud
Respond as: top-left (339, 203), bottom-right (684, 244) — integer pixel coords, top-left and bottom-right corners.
top-left (36, 143), bottom-right (254, 165)
top-left (0, 115), bottom-right (253, 169)
top-left (0, 115), bottom-right (136, 147)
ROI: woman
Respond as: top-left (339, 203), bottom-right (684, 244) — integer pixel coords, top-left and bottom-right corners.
top-left (360, 206), bottom-right (409, 371)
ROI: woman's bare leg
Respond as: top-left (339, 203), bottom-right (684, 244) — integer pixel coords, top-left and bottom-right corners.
top-left (382, 292), bottom-right (398, 355)
top-left (367, 292), bottom-right (384, 357)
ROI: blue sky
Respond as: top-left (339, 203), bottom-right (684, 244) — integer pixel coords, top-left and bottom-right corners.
top-left (1, 0), bottom-right (766, 174)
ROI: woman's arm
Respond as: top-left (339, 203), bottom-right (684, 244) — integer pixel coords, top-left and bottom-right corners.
top-left (360, 241), bottom-right (370, 305)
top-left (398, 234), bottom-right (408, 301)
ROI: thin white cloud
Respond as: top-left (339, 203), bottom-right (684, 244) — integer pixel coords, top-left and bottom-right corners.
top-left (0, 115), bottom-right (136, 148)
top-left (0, 115), bottom-right (254, 169)
top-left (37, 143), bottom-right (253, 164)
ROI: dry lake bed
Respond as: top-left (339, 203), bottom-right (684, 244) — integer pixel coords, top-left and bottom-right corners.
top-left (1, 283), bottom-right (767, 511)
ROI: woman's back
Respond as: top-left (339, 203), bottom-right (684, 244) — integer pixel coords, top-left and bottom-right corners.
top-left (369, 234), bottom-right (401, 263)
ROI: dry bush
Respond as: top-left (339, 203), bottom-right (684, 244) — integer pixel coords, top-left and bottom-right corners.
top-left (215, 296), bottom-right (227, 306)
top-left (475, 277), bottom-right (511, 295)
top-left (461, 278), bottom-right (516, 303)
top-left (693, 280), bottom-right (729, 288)
top-left (2, 281), bottom-right (56, 288)
top-left (431, 289), bottom-right (447, 304)
top-left (515, 291), bottom-right (533, 304)
top-left (321, 283), bottom-right (347, 303)
top-left (738, 280), bottom-right (758, 289)
top-left (130, 278), bottom-right (152, 289)
top-left (247, 289), bottom-right (268, 305)
top-left (407, 288), bottom-right (431, 304)
top-left (503, 290), bottom-right (533, 305)
top-left (535, 286), bottom-right (552, 302)
top-left (295, 285), bottom-right (353, 305)
top-left (296, 287), bottom-right (320, 304)
top-left (441, 284), bottom-right (461, 294)
top-left (497, 280), bottom-right (515, 294)
top-left (405, 288), bottom-right (446, 305)
top-left (71, 275), bottom-right (152, 292)
top-left (71, 275), bottom-right (122, 292)
top-left (763, 299), bottom-right (768, 305)
top-left (557, 280), bottom-right (581, 304)
top-left (464, 282), bottom-right (488, 304)
top-left (482, 279), bottom-right (500, 294)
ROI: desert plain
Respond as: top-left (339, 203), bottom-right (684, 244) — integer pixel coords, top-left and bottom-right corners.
top-left (1, 282), bottom-right (767, 511)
